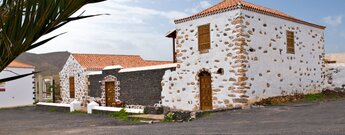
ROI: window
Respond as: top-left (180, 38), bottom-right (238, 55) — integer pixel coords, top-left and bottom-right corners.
top-left (198, 24), bottom-right (211, 52)
top-left (0, 82), bottom-right (6, 92)
top-left (286, 31), bottom-right (295, 54)
top-left (217, 68), bottom-right (224, 75)
top-left (69, 77), bottom-right (75, 98)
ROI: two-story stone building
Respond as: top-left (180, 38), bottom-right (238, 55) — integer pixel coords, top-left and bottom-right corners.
top-left (162, 0), bottom-right (326, 111)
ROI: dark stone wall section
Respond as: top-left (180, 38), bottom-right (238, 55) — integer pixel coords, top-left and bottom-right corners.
top-left (88, 75), bottom-right (103, 97)
top-left (89, 67), bottom-right (175, 106)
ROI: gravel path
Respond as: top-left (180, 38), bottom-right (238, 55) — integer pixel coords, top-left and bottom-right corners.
top-left (1, 100), bottom-right (345, 135)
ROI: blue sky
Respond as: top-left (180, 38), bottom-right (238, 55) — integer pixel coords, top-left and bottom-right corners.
top-left (31, 0), bottom-right (345, 61)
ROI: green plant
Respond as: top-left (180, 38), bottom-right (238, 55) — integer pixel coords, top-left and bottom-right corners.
top-left (199, 112), bottom-right (212, 118)
top-left (164, 112), bottom-right (174, 122)
top-left (305, 93), bottom-right (324, 101)
top-left (46, 99), bottom-right (53, 103)
top-left (48, 108), bottom-right (57, 112)
top-left (69, 111), bottom-right (85, 114)
top-left (111, 108), bottom-right (129, 120)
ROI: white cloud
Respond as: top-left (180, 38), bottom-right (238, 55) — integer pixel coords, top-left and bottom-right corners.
top-left (341, 32), bottom-right (345, 38)
top-left (323, 15), bottom-right (343, 27)
top-left (185, 1), bottom-right (212, 14)
top-left (200, 1), bottom-right (212, 9)
top-left (30, 0), bottom-right (189, 61)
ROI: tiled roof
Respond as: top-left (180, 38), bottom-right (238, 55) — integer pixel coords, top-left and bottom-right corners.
top-left (175, 0), bottom-right (325, 29)
top-left (72, 54), bottom-right (172, 71)
top-left (8, 60), bottom-right (34, 68)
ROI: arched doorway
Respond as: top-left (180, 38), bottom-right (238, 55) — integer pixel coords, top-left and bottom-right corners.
top-left (199, 71), bottom-right (213, 110)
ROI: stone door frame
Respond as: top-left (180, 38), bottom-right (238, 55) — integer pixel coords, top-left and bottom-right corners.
top-left (101, 75), bottom-right (120, 106)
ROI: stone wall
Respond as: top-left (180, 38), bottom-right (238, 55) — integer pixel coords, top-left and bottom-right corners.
top-left (88, 74), bottom-right (103, 98)
top-left (325, 63), bottom-right (345, 91)
top-left (161, 10), bottom-right (244, 111)
top-left (59, 56), bottom-right (89, 105)
top-left (88, 67), bottom-right (175, 106)
top-left (161, 9), bottom-right (325, 111)
top-left (242, 10), bottom-right (325, 103)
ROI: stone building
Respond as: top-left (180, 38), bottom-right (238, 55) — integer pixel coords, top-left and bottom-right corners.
top-left (88, 64), bottom-right (176, 107)
top-left (16, 52), bottom-right (70, 102)
top-left (59, 54), bottom-right (171, 106)
top-left (161, 0), bottom-right (326, 111)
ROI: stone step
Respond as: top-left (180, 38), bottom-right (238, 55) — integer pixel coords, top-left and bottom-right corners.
top-left (128, 114), bottom-right (164, 120)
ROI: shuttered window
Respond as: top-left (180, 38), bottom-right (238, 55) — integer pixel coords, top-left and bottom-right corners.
top-left (198, 24), bottom-right (211, 52)
top-left (69, 77), bottom-right (75, 98)
top-left (287, 31), bottom-right (295, 54)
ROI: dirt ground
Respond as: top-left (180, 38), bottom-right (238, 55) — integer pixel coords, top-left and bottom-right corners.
top-left (1, 100), bottom-right (345, 135)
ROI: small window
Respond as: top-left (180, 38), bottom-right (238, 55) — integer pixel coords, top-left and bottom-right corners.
top-left (286, 31), bottom-right (295, 54)
top-left (217, 68), bottom-right (224, 75)
top-left (69, 77), bottom-right (75, 98)
top-left (198, 24), bottom-right (211, 53)
top-left (0, 82), bottom-right (6, 92)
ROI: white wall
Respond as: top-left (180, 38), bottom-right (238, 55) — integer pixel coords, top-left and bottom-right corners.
top-left (0, 67), bottom-right (34, 108)
top-left (242, 10), bottom-right (325, 103)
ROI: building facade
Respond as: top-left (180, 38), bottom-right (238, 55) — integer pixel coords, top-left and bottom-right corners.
top-left (161, 0), bottom-right (325, 111)
top-left (0, 61), bottom-right (35, 108)
top-left (88, 64), bottom-right (176, 107)
top-left (59, 54), bottom-right (171, 106)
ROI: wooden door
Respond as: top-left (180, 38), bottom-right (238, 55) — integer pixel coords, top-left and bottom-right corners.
top-left (199, 72), bottom-right (213, 110)
top-left (69, 77), bottom-right (75, 98)
top-left (105, 82), bottom-right (115, 107)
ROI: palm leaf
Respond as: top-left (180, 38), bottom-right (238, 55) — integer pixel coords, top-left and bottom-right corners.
top-left (0, 72), bottom-right (38, 83)
top-left (0, 0), bottom-right (106, 72)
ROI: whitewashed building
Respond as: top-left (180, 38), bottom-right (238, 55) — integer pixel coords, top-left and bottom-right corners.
top-left (0, 61), bottom-right (35, 108)
top-left (161, 0), bottom-right (326, 111)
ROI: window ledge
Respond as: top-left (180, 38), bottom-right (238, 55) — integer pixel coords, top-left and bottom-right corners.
top-left (199, 49), bottom-right (209, 54)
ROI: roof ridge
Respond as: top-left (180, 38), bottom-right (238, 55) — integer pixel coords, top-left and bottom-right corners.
top-left (144, 60), bottom-right (172, 62)
top-left (174, 0), bottom-right (325, 29)
top-left (241, 1), bottom-right (295, 19)
top-left (71, 53), bottom-right (142, 57)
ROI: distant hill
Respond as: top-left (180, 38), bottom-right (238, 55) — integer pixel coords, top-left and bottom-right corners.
top-left (16, 52), bottom-right (71, 76)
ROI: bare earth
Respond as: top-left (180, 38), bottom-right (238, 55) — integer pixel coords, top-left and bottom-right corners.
top-left (1, 100), bottom-right (345, 135)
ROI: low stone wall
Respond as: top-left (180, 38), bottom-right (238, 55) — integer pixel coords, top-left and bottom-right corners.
top-left (36, 104), bottom-right (70, 112)
top-left (144, 106), bottom-right (164, 114)
top-left (325, 63), bottom-right (345, 91)
top-left (166, 108), bottom-right (240, 122)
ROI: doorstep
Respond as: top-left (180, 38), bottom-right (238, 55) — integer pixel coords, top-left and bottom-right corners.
top-left (128, 114), bottom-right (164, 120)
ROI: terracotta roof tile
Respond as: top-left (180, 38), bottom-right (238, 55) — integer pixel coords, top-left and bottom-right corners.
top-left (175, 0), bottom-right (325, 29)
top-left (72, 54), bottom-right (172, 71)
top-left (8, 60), bottom-right (34, 68)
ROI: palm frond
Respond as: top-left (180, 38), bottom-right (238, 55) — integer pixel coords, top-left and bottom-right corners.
top-left (0, 0), bottom-right (106, 72)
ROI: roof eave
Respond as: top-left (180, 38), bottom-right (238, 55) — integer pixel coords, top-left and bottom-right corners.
top-left (174, 4), bottom-right (325, 30)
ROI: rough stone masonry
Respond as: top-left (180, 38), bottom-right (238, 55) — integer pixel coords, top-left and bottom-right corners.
top-left (161, 5), bottom-right (325, 111)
